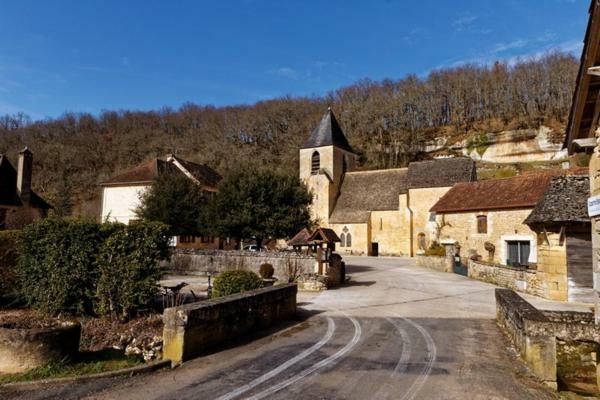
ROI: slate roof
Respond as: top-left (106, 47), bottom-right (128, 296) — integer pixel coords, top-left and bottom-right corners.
top-left (430, 170), bottom-right (585, 214)
top-left (330, 169), bottom-right (408, 224)
top-left (0, 154), bottom-right (51, 209)
top-left (101, 156), bottom-right (222, 188)
top-left (524, 175), bottom-right (591, 227)
top-left (301, 109), bottom-right (354, 153)
top-left (408, 157), bottom-right (476, 189)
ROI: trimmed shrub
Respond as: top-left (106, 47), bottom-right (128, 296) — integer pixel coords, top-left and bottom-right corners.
top-left (0, 230), bottom-right (19, 306)
top-left (16, 219), bottom-right (113, 316)
top-left (259, 263), bottom-right (274, 279)
top-left (424, 242), bottom-right (446, 257)
top-left (96, 221), bottom-right (170, 319)
top-left (212, 270), bottom-right (263, 298)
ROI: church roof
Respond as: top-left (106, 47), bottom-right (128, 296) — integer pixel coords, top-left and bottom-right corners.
top-left (330, 168), bottom-right (409, 224)
top-left (408, 157), bottom-right (476, 189)
top-left (524, 175), bottom-right (590, 228)
top-left (301, 109), bottom-right (354, 153)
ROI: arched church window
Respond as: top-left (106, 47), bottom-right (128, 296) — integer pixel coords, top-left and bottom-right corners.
top-left (311, 151), bottom-right (320, 175)
top-left (340, 233), bottom-right (346, 247)
top-left (346, 233), bottom-right (352, 247)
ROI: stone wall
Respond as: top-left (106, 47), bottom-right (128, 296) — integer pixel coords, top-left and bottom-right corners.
top-left (168, 250), bottom-right (316, 283)
top-left (496, 289), bottom-right (600, 391)
top-left (408, 186), bottom-right (452, 256)
top-left (416, 255), bottom-right (452, 273)
top-left (163, 283), bottom-right (297, 365)
top-left (536, 231), bottom-right (568, 301)
top-left (469, 260), bottom-right (541, 297)
top-left (330, 222), bottom-right (371, 256)
top-left (0, 321), bottom-right (81, 373)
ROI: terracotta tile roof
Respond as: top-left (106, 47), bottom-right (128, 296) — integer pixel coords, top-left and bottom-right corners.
top-left (100, 156), bottom-right (221, 188)
top-left (330, 168), bottom-right (409, 223)
top-left (308, 227), bottom-right (341, 243)
top-left (430, 170), bottom-right (586, 214)
top-left (288, 228), bottom-right (312, 247)
top-left (524, 175), bottom-right (590, 227)
top-left (407, 157), bottom-right (476, 189)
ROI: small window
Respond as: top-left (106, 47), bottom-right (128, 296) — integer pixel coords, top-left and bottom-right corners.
top-left (506, 241), bottom-right (530, 266)
top-left (428, 212), bottom-right (436, 222)
top-left (340, 233), bottom-right (346, 247)
top-left (180, 235), bottom-right (195, 243)
top-left (346, 233), bottom-right (352, 247)
top-left (477, 215), bottom-right (487, 234)
top-left (311, 151), bottom-right (320, 174)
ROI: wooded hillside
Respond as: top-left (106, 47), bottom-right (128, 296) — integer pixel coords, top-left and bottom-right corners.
top-left (0, 52), bottom-right (579, 216)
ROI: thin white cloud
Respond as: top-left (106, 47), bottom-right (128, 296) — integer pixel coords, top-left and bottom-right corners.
top-left (452, 14), bottom-right (478, 32)
top-left (271, 67), bottom-right (298, 79)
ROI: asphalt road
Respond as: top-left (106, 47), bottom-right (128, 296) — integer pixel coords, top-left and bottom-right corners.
top-left (2, 256), bottom-right (557, 400)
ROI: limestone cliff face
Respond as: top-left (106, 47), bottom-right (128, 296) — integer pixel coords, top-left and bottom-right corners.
top-left (426, 126), bottom-right (567, 163)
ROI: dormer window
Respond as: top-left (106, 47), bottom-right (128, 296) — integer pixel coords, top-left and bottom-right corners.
top-left (311, 151), bottom-right (320, 175)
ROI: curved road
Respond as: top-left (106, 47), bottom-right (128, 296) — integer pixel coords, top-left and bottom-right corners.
top-left (3, 256), bottom-right (557, 400)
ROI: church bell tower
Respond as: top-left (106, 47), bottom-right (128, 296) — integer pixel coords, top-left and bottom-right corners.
top-left (299, 108), bottom-right (358, 227)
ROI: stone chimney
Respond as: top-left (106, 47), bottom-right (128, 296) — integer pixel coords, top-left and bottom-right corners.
top-left (17, 147), bottom-right (33, 204)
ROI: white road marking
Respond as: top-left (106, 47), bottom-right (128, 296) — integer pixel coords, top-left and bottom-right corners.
top-left (245, 312), bottom-right (362, 400)
top-left (215, 317), bottom-right (336, 400)
top-left (393, 315), bottom-right (437, 400)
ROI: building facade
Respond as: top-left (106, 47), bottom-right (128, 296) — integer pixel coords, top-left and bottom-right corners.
top-left (0, 148), bottom-right (51, 230)
top-left (300, 109), bottom-right (476, 256)
top-left (100, 154), bottom-right (227, 249)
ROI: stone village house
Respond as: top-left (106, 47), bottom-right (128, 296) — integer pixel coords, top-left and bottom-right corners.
top-left (300, 108), bottom-right (476, 256)
top-left (100, 154), bottom-right (231, 249)
top-left (0, 148), bottom-right (51, 230)
top-left (430, 170), bottom-right (591, 302)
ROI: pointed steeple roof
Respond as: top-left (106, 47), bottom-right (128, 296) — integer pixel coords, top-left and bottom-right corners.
top-left (301, 108), bottom-right (355, 153)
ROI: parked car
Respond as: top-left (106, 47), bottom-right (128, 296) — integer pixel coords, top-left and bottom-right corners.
top-left (243, 244), bottom-right (267, 252)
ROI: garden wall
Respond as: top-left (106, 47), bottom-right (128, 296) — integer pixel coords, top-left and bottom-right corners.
top-left (163, 283), bottom-right (297, 365)
top-left (415, 255), bottom-right (451, 273)
top-left (168, 250), bottom-right (316, 283)
top-left (469, 260), bottom-right (542, 297)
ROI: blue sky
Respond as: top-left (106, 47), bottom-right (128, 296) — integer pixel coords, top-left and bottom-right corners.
top-left (0, 0), bottom-right (590, 120)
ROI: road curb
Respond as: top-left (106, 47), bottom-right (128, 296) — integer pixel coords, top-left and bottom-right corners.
top-left (0, 359), bottom-right (172, 389)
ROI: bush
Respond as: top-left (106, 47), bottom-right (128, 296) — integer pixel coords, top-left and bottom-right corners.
top-left (16, 219), bottom-right (113, 316)
top-left (96, 221), bottom-right (170, 319)
top-left (424, 242), bottom-right (446, 257)
top-left (0, 230), bottom-right (19, 306)
top-left (16, 218), bottom-right (170, 319)
top-left (212, 270), bottom-right (263, 298)
top-left (259, 263), bottom-right (274, 279)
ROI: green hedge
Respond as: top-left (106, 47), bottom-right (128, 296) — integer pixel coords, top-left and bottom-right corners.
top-left (16, 219), bottom-right (170, 318)
top-left (0, 230), bottom-right (19, 306)
top-left (96, 222), bottom-right (170, 319)
top-left (212, 270), bottom-right (263, 298)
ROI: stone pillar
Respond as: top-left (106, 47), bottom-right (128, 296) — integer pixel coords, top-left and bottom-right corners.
top-left (536, 231), bottom-right (568, 301)
top-left (590, 129), bottom-right (600, 323)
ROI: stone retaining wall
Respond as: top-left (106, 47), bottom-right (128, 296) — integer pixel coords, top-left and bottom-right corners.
top-left (496, 289), bottom-right (600, 391)
top-left (163, 283), bottom-right (297, 365)
top-left (415, 255), bottom-right (452, 273)
top-left (168, 250), bottom-right (316, 283)
top-left (0, 322), bottom-right (81, 373)
top-left (469, 260), bottom-right (542, 296)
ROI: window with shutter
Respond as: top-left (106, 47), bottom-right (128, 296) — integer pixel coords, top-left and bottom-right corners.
top-left (311, 151), bottom-right (320, 174)
top-left (477, 215), bottom-right (487, 234)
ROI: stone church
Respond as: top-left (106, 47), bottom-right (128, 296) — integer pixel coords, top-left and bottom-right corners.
top-left (300, 109), bottom-right (476, 256)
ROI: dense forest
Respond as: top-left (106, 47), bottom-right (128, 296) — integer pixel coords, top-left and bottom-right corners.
top-left (0, 52), bottom-right (579, 216)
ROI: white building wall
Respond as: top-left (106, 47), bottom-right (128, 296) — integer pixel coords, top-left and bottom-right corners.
top-left (101, 185), bottom-right (148, 224)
